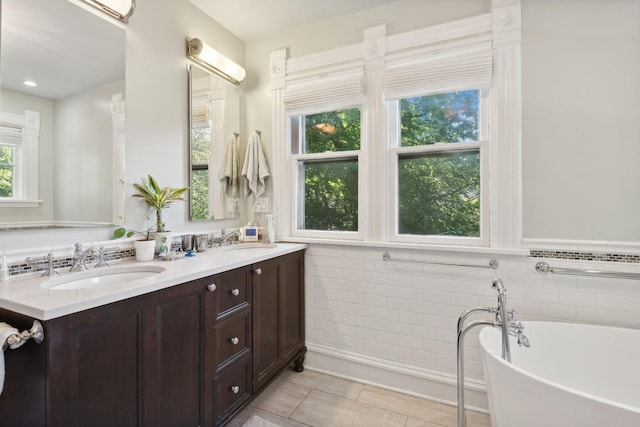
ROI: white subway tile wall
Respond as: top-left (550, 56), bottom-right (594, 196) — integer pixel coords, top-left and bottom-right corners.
top-left (304, 244), bottom-right (640, 383)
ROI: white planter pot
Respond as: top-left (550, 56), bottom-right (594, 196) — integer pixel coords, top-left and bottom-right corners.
top-left (134, 240), bottom-right (156, 262)
top-left (152, 231), bottom-right (173, 256)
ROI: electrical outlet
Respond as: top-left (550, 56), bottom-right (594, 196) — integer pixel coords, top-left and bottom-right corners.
top-left (255, 197), bottom-right (269, 213)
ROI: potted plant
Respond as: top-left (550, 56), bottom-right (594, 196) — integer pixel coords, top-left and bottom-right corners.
top-left (113, 175), bottom-right (189, 255)
top-left (131, 175), bottom-right (189, 255)
top-left (112, 217), bottom-right (157, 261)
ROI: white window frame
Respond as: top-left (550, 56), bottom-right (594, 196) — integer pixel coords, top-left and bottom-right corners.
top-left (0, 110), bottom-right (41, 207)
top-left (387, 89), bottom-right (491, 246)
top-left (271, 3), bottom-right (522, 250)
top-left (288, 108), bottom-right (364, 241)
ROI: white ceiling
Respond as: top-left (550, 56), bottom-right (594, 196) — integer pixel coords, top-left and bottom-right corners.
top-left (1, 0), bottom-right (125, 100)
top-left (1, 0), bottom-right (398, 101)
top-left (190, 0), bottom-right (401, 41)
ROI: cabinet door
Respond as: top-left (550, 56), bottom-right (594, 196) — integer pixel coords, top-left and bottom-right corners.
top-left (143, 278), bottom-right (206, 427)
top-left (252, 251), bottom-right (305, 392)
top-left (46, 297), bottom-right (145, 427)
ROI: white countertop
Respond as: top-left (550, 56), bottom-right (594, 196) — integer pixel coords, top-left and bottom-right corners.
top-left (0, 243), bottom-right (307, 321)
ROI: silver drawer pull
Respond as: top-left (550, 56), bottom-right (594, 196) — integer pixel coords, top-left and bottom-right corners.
top-left (207, 283), bottom-right (217, 292)
top-left (230, 288), bottom-right (240, 296)
top-left (254, 268), bottom-right (262, 275)
top-left (230, 337), bottom-right (239, 345)
top-left (231, 385), bottom-right (240, 394)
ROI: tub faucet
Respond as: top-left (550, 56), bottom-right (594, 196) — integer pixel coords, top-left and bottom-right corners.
top-left (507, 312), bottom-right (530, 348)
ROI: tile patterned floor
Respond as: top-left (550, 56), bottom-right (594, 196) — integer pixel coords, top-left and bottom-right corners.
top-left (227, 369), bottom-right (491, 427)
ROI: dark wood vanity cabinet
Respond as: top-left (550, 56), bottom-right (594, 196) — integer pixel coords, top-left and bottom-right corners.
top-left (252, 251), bottom-right (306, 392)
top-left (47, 275), bottom-right (207, 427)
top-left (0, 249), bottom-right (305, 427)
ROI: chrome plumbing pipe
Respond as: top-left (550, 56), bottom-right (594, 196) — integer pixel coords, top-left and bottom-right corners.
top-left (457, 308), bottom-right (496, 427)
top-left (492, 278), bottom-right (511, 362)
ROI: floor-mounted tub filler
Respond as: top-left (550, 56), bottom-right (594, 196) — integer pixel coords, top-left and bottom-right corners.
top-left (480, 321), bottom-right (640, 427)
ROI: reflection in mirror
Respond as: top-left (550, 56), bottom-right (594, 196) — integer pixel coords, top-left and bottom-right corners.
top-left (188, 64), bottom-right (241, 221)
top-left (0, 0), bottom-right (125, 230)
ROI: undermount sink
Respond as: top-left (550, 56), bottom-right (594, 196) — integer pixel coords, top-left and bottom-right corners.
top-left (223, 243), bottom-right (278, 252)
top-left (42, 265), bottom-right (166, 290)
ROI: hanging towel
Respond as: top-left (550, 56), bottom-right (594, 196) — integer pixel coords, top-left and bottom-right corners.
top-left (219, 133), bottom-right (239, 197)
top-left (242, 131), bottom-right (270, 197)
top-left (0, 322), bottom-right (19, 396)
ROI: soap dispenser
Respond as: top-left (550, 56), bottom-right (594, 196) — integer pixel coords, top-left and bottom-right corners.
top-left (265, 214), bottom-right (275, 244)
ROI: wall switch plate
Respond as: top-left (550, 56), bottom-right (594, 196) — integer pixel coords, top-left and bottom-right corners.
top-left (255, 197), bottom-right (269, 213)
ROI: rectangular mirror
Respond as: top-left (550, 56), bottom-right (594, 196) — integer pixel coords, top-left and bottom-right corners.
top-left (188, 64), bottom-right (241, 221)
top-left (0, 0), bottom-right (125, 229)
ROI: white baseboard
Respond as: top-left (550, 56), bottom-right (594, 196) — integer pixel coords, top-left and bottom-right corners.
top-left (304, 342), bottom-right (489, 413)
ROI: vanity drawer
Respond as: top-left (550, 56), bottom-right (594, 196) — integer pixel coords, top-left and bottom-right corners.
top-left (211, 266), bottom-right (250, 320)
top-left (215, 311), bottom-right (250, 370)
top-left (213, 355), bottom-right (251, 426)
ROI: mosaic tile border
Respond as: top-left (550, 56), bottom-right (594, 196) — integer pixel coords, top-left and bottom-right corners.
top-left (7, 248), bottom-right (137, 278)
top-left (529, 249), bottom-right (640, 264)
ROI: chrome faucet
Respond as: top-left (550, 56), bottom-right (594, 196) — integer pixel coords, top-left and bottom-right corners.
top-left (94, 246), bottom-right (120, 268)
top-left (492, 278), bottom-right (512, 361)
top-left (216, 229), bottom-right (240, 247)
top-left (457, 278), bottom-right (529, 427)
top-left (70, 243), bottom-right (98, 272)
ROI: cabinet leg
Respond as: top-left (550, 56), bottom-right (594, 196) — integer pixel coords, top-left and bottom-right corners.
top-left (294, 347), bottom-right (307, 373)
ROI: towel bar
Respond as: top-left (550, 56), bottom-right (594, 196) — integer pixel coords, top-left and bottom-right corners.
top-left (382, 252), bottom-right (498, 270)
top-left (2, 321), bottom-right (45, 351)
top-left (535, 262), bottom-right (640, 280)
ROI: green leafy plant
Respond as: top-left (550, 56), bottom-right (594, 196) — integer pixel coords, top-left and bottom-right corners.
top-left (131, 175), bottom-right (189, 232)
top-left (112, 216), bottom-right (154, 240)
top-left (111, 176), bottom-right (189, 240)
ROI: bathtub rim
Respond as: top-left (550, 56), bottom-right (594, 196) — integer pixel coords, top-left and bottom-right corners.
top-left (479, 321), bottom-right (640, 416)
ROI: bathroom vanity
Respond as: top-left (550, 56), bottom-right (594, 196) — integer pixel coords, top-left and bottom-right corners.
top-left (0, 243), bottom-right (306, 427)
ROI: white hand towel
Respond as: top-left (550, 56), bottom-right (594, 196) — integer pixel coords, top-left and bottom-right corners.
top-left (219, 133), bottom-right (239, 197)
top-left (0, 322), bottom-right (19, 396)
top-left (241, 131), bottom-right (270, 197)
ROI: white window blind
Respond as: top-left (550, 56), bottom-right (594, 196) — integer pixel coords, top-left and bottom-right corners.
top-left (384, 43), bottom-right (492, 100)
top-left (283, 72), bottom-right (363, 116)
top-left (0, 125), bottom-right (23, 147)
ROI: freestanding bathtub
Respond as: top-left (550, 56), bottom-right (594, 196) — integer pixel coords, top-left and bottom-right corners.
top-left (479, 321), bottom-right (640, 427)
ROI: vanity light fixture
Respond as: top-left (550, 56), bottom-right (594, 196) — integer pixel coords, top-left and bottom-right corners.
top-left (186, 38), bottom-right (246, 85)
top-left (23, 80), bottom-right (38, 87)
top-left (80, 0), bottom-right (135, 23)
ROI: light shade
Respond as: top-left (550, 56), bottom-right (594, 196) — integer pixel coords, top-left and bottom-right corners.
top-left (81, 0), bottom-right (135, 22)
top-left (187, 38), bottom-right (246, 85)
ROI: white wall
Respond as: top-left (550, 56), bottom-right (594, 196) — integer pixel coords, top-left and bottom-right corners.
top-left (522, 0), bottom-right (640, 242)
top-left (54, 80), bottom-right (125, 223)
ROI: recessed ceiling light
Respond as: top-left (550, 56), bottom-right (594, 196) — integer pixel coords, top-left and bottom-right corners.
top-left (23, 80), bottom-right (38, 87)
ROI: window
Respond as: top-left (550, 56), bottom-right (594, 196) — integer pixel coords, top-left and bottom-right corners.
top-left (289, 108), bottom-right (361, 235)
top-left (274, 15), bottom-right (521, 248)
top-left (190, 126), bottom-right (211, 221)
top-left (0, 111), bottom-right (40, 206)
top-left (389, 90), bottom-right (489, 245)
top-left (0, 144), bottom-right (16, 198)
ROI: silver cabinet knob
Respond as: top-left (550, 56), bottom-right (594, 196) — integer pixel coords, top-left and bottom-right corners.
top-left (207, 283), bottom-right (217, 292)
top-left (231, 385), bottom-right (239, 394)
top-left (230, 337), bottom-right (239, 345)
top-left (230, 288), bottom-right (240, 296)
top-left (255, 268), bottom-right (262, 275)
